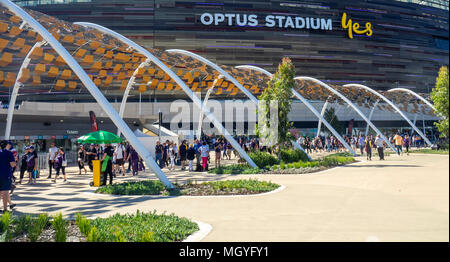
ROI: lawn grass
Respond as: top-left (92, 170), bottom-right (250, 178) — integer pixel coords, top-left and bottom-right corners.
top-left (409, 149), bottom-right (449, 155)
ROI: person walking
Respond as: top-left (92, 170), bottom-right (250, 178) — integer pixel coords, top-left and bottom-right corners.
top-left (26, 146), bottom-right (38, 185)
top-left (86, 144), bottom-right (97, 171)
top-left (155, 141), bottom-right (164, 168)
top-left (0, 140), bottom-right (17, 213)
top-left (200, 141), bottom-right (210, 172)
top-left (179, 140), bottom-right (188, 171)
top-left (127, 145), bottom-right (139, 176)
top-left (77, 145), bottom-right (87, 175)
top-left (47, 142), bottom-right (58, 179)
top-left (404, 134), bottom-right (411, 156)
top-left (194, 139), bottom-right (202, 172)
top-left (168, 143), bottom-right (177, 171)
top-left (214, 139), bottom-right (222, 168)
top-left (53, 148), bottom-right (67, 183)
top-left (365, 135), bottom-right (373, 161)
top-left (101, 143), bottom-right (114, 186)
top-left (187, 144), bottom-right (196, 172)
top-left (358, 136), bottom-right (365, 156)
top-left (114, 142), bottom-right (127, 176)
top-left (393, 132), bottom-right (404, 155)
top-left (374, 135), bottom-right (385, 160)
top-left (18, 147), bottom-right (29, 184)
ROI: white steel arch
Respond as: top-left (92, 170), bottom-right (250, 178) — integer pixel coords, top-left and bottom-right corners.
top-left (5, 40), bottom-right (46, 140)
top-left (344, 84), bottom-right (432, 147)
top-left (296, 77), bottom-right (398, 153)
top-left (117, 58), bottom-right (151, 136)
top-left (0, 0), bottom-right (174, 188)
top-left (387, 88), bottom-right (437, 112)
top-left (236, 65), bottom-right (358, 156)
top-left (74, 22), bottom-right (257, 168)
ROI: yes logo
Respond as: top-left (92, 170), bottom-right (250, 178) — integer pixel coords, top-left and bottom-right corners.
top-left (341, 12), bottom-right (373, 39)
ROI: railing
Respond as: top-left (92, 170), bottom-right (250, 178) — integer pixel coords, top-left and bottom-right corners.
top-left (35, 151), bottom-right (78, 170)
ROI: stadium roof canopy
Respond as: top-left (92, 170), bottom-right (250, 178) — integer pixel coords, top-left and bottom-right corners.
top-left (0, 6), bottom-right (435, 116)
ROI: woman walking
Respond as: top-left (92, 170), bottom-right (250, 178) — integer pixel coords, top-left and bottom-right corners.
top-left (404, 134), bottom-right (411, 155)
top-left (168, 143), bottom-right (177, 171)
top-left (200, 141), bottom-right (210, 172)
top-left (53, 148), bottom-right (67, 183)
top-left (127, 145), bottom-right (139, 176)
top-left (78, 145), bottom-right (87, 175)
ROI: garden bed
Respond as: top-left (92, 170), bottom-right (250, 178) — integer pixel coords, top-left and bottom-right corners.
top-left (208, 153), bottom-right (357, 176)
top-left (95, 179), bottom-right (281, 196)
top-left (1, 211), bottom-right (199, 242)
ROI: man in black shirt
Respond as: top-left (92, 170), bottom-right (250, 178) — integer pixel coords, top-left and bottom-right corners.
top-left (86, 144), bottom-right (97, 171)
top-left (179, 140), bottom-right (188, 171)
top-left (102, 143), bottom-right (114, 186)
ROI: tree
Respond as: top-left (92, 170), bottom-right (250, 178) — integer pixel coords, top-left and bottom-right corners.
top-left (323, 107), bottom-right (344, 135)
top-left (431, 66), bottom-right (449, 138)
top-left (258, 57), bottom-right (295, 150)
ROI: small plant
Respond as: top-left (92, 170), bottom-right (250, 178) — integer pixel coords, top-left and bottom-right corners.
top-left (14, 215), bottom-right (32, 238)
top-left (51, 213), bottom-right (67, 242)
top-left (280, 162), bottom-right (286, 170)
top-left (75, 213), bottom-right (91, 237)
top-left (139, 231), bottom-right (155, 242)
top-left (28, 213), bottom-right (49, 242)
top-left (0, 211), bottom-right (12, 242)
top-left (86, 226), bottom-right (100, 242)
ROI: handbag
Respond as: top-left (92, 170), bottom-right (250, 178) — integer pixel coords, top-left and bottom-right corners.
top-left (62, 159), bottom-right (67, 167)
top-left (32, 168), bottom-right (40, 179)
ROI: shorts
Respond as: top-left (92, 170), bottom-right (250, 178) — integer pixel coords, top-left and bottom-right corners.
top-left (116, 158), bottom-right (124, 165)
top-left (0, 177), bottom-right (12, 191)
top-left (180, 155), bottom-right (187, 161)
top-left (215, 152), bottom-right (221, 159)
top-left (26, 166), bottom-right (35, 173)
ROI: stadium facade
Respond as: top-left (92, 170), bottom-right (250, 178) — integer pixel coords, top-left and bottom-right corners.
top-left (0, 0), bottom-right (448, 152)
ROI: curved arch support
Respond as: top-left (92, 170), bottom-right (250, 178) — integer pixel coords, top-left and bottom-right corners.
top-left (235, 65), bottom-right (355, 157)
top-left (366, 100), bottom-right (380, 137)
top-left (117, 58), bottom-right (151, 136)
top-left (0, 0), bottom-right (174, 188)
top-left (344, 84), bottom-right (432, 147)
top-left (166, 49), bottom-right (259, 104)
top-left (296, 77), bottom-right (398, 153)
top-left (74, 22), bottom-right (257, 168)
top-left (387, 88), bottom-right (436, 112)
top-left (5, 40), bottom-right (46, 140)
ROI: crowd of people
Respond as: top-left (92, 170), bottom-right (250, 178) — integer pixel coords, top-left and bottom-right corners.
top-left (0, 129), bottom-right (442, 213)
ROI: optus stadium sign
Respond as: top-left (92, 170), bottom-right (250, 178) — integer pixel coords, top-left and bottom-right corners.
top-left (199, 12), bottom-right (372, 39)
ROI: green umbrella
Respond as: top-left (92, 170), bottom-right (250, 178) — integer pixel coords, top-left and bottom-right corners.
top-left (77, 130), bottom-right (123, 144)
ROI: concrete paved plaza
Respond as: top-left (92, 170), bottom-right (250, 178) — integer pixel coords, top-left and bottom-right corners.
top-left (8, 153), bottom-right (449, 242)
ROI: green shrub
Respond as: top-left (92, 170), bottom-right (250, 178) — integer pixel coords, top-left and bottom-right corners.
top-left (51, 213), bottom-right (67, 242)
top-left (209, 164), bottom-right (262, 175)
top-left (96, 180), bottom-right (166, 195)
top-left (280, 162), bottom-right (286, 170)
top-left (248, 151), bottom-right (279, 168)
top-left (75, 213), bottom-right (91, 237)
top-left (14, 215), bottom-right (31, 238)
top-left (281, 149), bottom-right (309, 163)
top-left (86, 226), bottom-right (100, 242)
top-left (29, 213), bottom-right (49, 242)
top-left (88, 210), bottom-right (199, 242)
top-left (0, 212), bottom-right (12, 242)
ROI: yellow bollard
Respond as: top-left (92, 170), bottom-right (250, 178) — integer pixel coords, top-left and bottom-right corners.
top-left (92, 160), bottom-right (101, 187)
